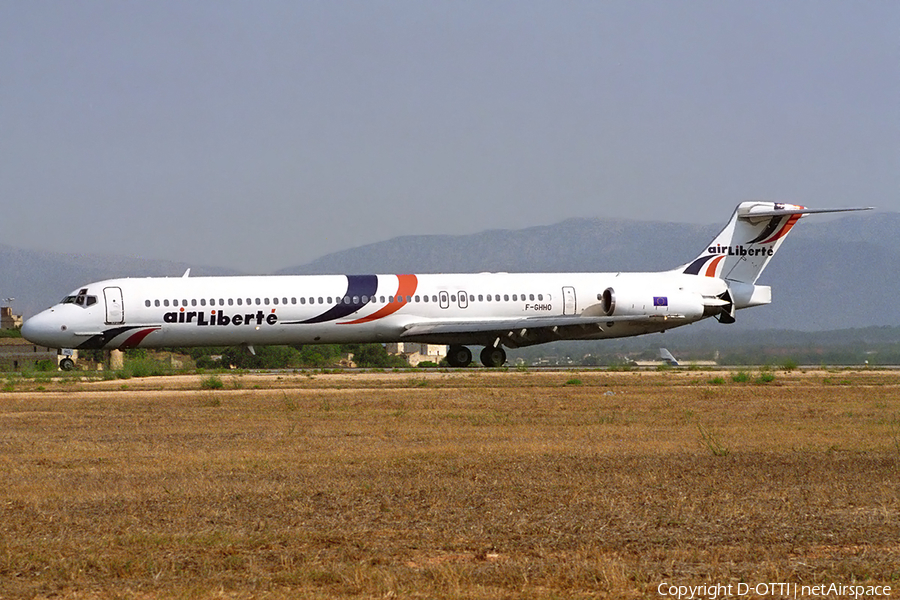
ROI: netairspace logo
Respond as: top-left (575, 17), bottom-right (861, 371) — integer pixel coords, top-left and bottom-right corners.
top-left (657, 581), bottom-right (892, 599)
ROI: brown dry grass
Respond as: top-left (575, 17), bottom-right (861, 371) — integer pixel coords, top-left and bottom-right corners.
top-left (1, 370), bottom-right (898, 599)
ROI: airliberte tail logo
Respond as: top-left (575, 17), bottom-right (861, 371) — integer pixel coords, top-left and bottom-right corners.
top-left (163, 308), bottom-right (278, 326)
top-left (707, 244), bottom-right (775, 257)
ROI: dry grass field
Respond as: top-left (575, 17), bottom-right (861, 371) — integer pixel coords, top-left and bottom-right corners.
top-left (1, 369), bottom-right (898, 599)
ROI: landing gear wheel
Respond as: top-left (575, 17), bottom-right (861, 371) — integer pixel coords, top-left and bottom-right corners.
top-left (447, 345), bottom-right (472, 368)
top-left (59, 358), bottom-right (75, 371)
top-left (480, 346), bottom-right (506, 368)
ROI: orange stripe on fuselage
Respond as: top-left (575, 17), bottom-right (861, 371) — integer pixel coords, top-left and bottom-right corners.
top-left (705, 255), bottom-right (724, 277)
top-left (339, 274), bottom-right (418, 325)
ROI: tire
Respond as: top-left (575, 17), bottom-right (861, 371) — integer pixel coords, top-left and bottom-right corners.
top-left (447, 345), bottom-right (472, 368)
top-left (59, 358), bottom-right (75, 371)
top-left (480, 346), bottom-right (506, 368)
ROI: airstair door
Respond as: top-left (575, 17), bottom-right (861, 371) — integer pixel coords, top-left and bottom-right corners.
top-left (104, 287), bottom-right (124, 324)
top-left (562, 286), bottom-right (576, 316)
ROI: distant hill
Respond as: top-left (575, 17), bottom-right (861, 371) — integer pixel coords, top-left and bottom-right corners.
top-left (3, 211), bottom-right (896, 331)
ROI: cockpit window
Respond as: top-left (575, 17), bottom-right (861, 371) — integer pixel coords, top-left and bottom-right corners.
top-left (61, 292), bottom-right (98, 308)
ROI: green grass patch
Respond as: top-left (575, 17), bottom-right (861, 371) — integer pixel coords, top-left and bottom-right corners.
top-left (200, 375), bottom-right (224, 390)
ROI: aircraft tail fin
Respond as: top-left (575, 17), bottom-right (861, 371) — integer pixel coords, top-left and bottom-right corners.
top-left (659, 348), bottom-right (679, 366)
top-left (680, 202), bottom-right (871, 285)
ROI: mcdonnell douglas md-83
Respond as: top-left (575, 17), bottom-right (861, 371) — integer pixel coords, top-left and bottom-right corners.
top-left (22, 202), bottom-right (870, 368)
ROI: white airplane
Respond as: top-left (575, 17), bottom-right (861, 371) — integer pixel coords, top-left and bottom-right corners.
top-left (22, 202), bottom-right (869, 368)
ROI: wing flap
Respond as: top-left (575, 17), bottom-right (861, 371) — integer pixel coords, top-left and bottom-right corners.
top-left (400, 314), bottom-right (680, 348)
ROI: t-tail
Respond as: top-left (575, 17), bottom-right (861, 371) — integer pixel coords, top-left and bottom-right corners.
top-left (679, 201), bottom-right (872, 322)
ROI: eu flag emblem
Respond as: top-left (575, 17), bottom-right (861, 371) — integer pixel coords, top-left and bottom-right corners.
top-left (653, 296), bottom-right (668, 307)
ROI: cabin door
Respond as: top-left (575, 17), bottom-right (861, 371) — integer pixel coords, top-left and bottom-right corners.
top-left (562, 286), bottom-right (576, 315)
top-left (104, 287), bottom-right (125, 324)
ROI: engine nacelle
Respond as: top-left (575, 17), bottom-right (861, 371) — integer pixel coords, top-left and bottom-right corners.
top-left (599, 287), bottom-right (707, 320)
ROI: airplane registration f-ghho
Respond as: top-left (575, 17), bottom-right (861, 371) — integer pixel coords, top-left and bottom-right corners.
top-left (22, 202), bottom-right (870, 369)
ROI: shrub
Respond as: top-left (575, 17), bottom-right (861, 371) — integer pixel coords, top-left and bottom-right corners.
top-left (755, 372), bottom-right (776, 384)
top-left (201, 375), bottom-right (224, 390)
top-left (731, 371), bottom-right (750, 383)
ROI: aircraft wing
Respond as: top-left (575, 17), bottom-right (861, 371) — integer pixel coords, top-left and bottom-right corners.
top-left (399, 313), bottom-right (679, 348)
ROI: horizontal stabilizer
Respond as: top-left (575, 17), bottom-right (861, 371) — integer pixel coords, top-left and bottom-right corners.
top-left (740, 205), bottom-right (873, 218)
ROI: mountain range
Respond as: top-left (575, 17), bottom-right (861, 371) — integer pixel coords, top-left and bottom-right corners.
top-left (3, 211), bottom-right (896, 332)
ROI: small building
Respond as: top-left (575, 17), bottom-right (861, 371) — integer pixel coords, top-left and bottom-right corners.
top-left (1, 307), bottom-right (23, 330)
top-left (385, 342), bottom-right (447, 367)
top-left (0, 338), bottom-right (68, 371)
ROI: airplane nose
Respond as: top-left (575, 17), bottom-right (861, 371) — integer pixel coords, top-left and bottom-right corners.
top-left (21, 310), bottom-right (65, 348)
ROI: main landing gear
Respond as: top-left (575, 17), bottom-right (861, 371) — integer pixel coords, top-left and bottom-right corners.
top-left (446, 345), bottom-right (507, 368)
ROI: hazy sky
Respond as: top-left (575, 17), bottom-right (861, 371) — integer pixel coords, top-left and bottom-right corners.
top-left (1, 2), bottom-right (896, 273)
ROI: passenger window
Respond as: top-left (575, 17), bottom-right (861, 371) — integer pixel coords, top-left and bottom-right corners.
top-left (538, 294), bottom-right (543, 301)
top-left (155, 300), bottom-right (160, 307)
top-left (282, 297), bottom-right (288, 304)
top-left (145, 300), bottom-right (151, 307)
top-left (432, 295), bottom-right (437, 302)
top-left (264, 298), bottom-right (270, 305)
top-left (291, 298), bottom-right (296, 304)
top-left (423, 295), bottom-right (429, 303)
top-left (504, 295), bottom-right (509, 301)
top-left (228, 299), bottom-right (234, 306)
top-left (273, 298), bottom-right (279, 305)
top-left (318, 297), bottom-right (323, 304)
top-left (469, 294), bottom-right (475, 302)
top-left (200, 299), bottom-right (206, 306)
top-left (478, 295), bottom-right (483, 302)
top-left (450, 295), bottom-right (456, 302)
top-left (191, 299), bottom-right (197, 307)
top-left (529, 294), bottom-right (535, 301)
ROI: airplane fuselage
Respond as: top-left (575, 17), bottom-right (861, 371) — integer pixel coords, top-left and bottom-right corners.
top-left (21, 270), bottom-right (736, 351)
